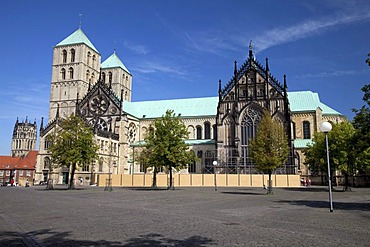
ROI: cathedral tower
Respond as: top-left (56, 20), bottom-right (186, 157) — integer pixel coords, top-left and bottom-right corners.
top-left (11, 117), bottom-right (37, 157)
top-left (101, 51), bottom-right (132, 101)
top-left (49, 28), bottom-right (101, 119)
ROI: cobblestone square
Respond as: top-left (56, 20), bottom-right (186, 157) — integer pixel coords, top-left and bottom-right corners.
top-left (1, 185), bottom-right (369, 246)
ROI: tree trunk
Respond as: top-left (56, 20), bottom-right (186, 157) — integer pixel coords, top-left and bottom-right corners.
top-left (168, 164), bottom-right (174, 190)
top-left (152, 166), bottom-right (157, 189)
top-left (69, 163), bottom-right (76, 189)
top-left (267, 171), bottom-right (273, 195)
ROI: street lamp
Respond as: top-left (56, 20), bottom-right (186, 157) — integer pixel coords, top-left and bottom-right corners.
top-left (213, 160), bottom-right (218, 191)
top-left (320, 121), bottom-right (333, 212)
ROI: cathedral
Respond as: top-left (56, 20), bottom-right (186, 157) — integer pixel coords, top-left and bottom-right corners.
top-left (30, 28), bottom-right (344, 185)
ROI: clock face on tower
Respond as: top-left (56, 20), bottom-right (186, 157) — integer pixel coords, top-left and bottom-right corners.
top-left (89, 118), bottom-right (108, 131)
top-left (89, 95), bottom-right (109, 115)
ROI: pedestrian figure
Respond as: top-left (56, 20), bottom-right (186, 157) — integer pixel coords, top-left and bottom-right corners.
top-left (25, 179), bottom-right (29, 187)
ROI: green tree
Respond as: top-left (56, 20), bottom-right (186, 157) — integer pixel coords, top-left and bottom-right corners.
top-left (144, 110), bottom-right (196, 190)
top-left (249, 109), bottom-right (289, 194)
top-left (304, 122), bottom-right (356, 189)
top-left (351, 83), bottom-right (370, 173)
top-left (47, 115), bottom-right (99, 189)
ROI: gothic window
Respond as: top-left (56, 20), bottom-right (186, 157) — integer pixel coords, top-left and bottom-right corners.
top-left (62, 50), bottom-right (67, 63)
top-left (303, 121), bottom-right (311, 139)
top-left (44, 157), bottom-right (51, 170)
top-left (91, 72), bottom-right (95, 82)
top-left (204, 122), bottom-right (211, 139)
top-left (196, 126), bottom-right (202, 140)
top-left (87, 51), bottom-right (91, 65)
top-left (92, 55), bottom-right (96, 67)
top-left (70, 49), bottom-right (75, 62)
top-left (241, 108), bottom-right (262, 146)
top-left (69, 67), bottom-right (74, 79)
top-left (61, 68), bottom-right (66, 80)
top-left (86, 70), bottom-right (90, 81)
top-left (108, 72), bottom-right (112, 83)
top-left (188, 161), bottom-right (196, 173)
top-left (102, 72), bottom-right (106, 82)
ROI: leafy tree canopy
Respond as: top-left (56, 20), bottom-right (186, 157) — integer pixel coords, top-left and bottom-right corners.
top-left (249, 109), bottom-right (289, 174)
top-left (144, 110), bottom-right (197, 188)
top-left (47, 115), bottom-right (99, 188)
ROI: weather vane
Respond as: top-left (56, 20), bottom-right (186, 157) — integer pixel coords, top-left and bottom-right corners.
top-left (249, 40), bottom-right (253, 50)
top-left (79, 14), bottom-right (82, 29)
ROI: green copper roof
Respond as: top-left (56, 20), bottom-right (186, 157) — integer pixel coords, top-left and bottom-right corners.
top-left (131, 139), bottom-right (215, 147)
top-left (294, 139), bottom-right (313, 149)
top-left (124, 91), bottom-right (341, 119)
top-left (124, 97), bottom-right (219, 119)
top-left (101, 52), bottom-right (131, 74)
top-left (288, 91), bottom-right (341, 115)
top-left (55, 28), bottom-right (99, 53)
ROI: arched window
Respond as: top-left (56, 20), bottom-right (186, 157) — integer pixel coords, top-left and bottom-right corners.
top-left (44, 157), bottom-right (51, 170)
top-left (91, 72), bottom-right (95, 82)
top-left (68, 67), bottom-right (74, 79)
top-left (204, 122), bottom-right (211, 139)
top-left (87, 51), bottom-right (91, 65)
top-left (303, 121), bottom-right (311, 139)
top-left (108, 72), bottom-right (112, 83)
top-left (62, 50), bottom-right (67, 63)
top-left (86, 70), bottom-right (90, 81)
top-left (92, 55), bottom-right (96, 67)
top-left (61, 68), bottom-right (66, 80)
top-left (241, 108), bottom-right (262, 146)
top-left (102, 72), bottom-right (106, 82)
top-left (292, 122), bottom-right (296, 139)
top-left (196, 126), bottom-right (202, 140)
top-left (70, 49), bottom-right (75, 62)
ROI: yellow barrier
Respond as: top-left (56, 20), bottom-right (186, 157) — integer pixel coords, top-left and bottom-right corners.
top-left (97, 173), bottom-right (300, 188)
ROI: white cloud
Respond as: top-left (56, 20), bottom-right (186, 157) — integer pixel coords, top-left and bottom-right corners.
top-left (122, 41), bottom-right (149, 55)
top-left (253, 10), bottom-right (370, 52)
top-left (294, 69), bottom-right (369, 79)
top-left (133, 61), bottom-right (185, 76)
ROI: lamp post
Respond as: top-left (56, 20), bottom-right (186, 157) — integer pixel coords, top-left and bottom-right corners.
top-left (320, 121), bottom-right (333, 212)
top-left (213, 160), bottom-right (218, 191)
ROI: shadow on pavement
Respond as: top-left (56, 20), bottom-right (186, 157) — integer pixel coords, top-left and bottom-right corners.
top-left (122, 233), bottom-right (214, 246)
top-left (276, 200), bottom-right (370, 211)
top-left (281, 187), bottom-right (348, 193)
top-left (0, 229), bottom-right (214, 247)
top-left (221, 191), bottom-right (266, 196)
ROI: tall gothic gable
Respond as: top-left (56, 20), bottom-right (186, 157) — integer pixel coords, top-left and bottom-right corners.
top-left (216, 46), bottom-right (293, 173)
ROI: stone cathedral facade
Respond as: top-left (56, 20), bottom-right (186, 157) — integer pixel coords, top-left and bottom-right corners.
top-left (33, 28), bottom-right (344, 185)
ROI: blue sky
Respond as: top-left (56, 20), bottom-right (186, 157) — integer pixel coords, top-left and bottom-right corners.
top-left (0, 0), bottom-right (369, 155)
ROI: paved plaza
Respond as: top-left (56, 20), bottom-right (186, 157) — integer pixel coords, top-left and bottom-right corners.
top-left (0, 185), bottom-right (369, 246)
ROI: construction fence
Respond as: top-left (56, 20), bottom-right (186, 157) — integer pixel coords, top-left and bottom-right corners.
top-left (97, 173), bottom-right (300, 188)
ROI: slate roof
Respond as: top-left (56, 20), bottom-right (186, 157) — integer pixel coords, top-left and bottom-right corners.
top-left (101, 52), bottom-right (131, 74)
top-left (124, 91), bottom-right (341, 119)
top-left (55, 28), bottom-right (99, 53)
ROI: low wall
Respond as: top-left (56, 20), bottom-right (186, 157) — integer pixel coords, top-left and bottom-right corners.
top-left (97, 173), bottom-right (300, 188)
